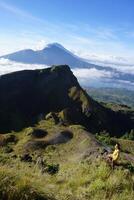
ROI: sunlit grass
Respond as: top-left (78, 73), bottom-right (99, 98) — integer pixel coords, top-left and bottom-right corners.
top-left (0, 120), bottom-right (134, 200)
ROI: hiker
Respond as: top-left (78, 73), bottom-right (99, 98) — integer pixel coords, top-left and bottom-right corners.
top-left (107, 143), bottom-right (120, 169)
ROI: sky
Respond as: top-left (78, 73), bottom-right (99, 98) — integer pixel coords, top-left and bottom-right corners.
top-left (0, 0), bottom-right (134, 65)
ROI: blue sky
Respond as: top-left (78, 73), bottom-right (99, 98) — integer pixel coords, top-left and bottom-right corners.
top-left (0, 0), bottom-right (134, 64)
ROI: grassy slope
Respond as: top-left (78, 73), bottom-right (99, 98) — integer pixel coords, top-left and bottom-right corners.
top-left (0, 119), bottom-right (134, 200)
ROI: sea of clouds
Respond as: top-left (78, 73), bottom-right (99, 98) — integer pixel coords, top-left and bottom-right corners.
top-left (0, 58), bottom-right (45, 75)
top-left (0, 58), bottom-right (134, 90)
top-left (72, 67), bottom-right (134, 90)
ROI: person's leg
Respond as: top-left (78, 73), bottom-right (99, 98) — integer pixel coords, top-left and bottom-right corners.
top-left (106, 156), bottom-right (113, 167)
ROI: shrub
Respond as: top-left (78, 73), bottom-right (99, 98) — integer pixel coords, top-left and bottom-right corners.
top-left (122, 129), bottom-right (134, 140)
top-left (46, 163), bottom-right (59, 175)
top-left (95, 131), bottom-right (112, 145)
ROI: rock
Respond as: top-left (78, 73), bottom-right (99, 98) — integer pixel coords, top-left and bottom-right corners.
top-left (45, 112), bottom-right (59, 124)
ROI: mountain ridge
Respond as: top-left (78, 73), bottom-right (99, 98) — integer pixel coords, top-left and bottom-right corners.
top-left (0, 64), bottom-right (134, 200)
top-left (0, 64), bottom-right (133, 135)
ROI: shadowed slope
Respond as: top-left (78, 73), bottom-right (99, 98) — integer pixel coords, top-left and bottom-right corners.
top-left (0, 65), bottom-right (133, 135)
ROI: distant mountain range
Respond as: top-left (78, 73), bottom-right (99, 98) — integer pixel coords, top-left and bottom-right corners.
top-left (0, 43), bottom-right (114, 71)
top-left (0, 43), bottom-right (91, 67)
top-left (0, 43), bottom-right (134, 87)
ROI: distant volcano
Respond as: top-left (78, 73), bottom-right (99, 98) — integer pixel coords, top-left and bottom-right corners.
top-left (0, 43), bottom-right (108, 69)
top-left (1, 43), bottom-right (134, 86)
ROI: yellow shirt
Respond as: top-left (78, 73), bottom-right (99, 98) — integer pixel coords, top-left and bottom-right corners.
top-left (112, 149), bottom-right (119, 161)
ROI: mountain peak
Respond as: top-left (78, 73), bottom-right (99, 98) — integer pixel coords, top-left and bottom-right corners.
top-left (44, 42), bottom-right (67, 51)
top-left (0, 42), bottom-right (100, 68)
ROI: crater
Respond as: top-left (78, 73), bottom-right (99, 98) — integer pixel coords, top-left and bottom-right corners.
top-left (48, 130), bottom-right (73, 145)
top-left (31, 129), bottom-right (48, 138)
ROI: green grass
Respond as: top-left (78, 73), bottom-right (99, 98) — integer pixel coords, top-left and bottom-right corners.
top-left (0, 164), bottom-right (55, 200)
top-left (0, 120), bottom-right (134, 200)
top-left (0, 157), bottom-right (133, 200)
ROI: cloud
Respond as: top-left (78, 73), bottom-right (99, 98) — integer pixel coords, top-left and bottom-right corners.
top-left (73, 48), bottom-right (134, 74)
top-left (0, 59), bottom-right (113, 81)
top-left (0, 59), bottom-right (113, 88)
top-left (125, 30), bottom-right (134, 38)
top-left (72, 68), bottom-right (113, 86)
top-left (72, 68), bottom-right (112, 79)
top-left (84, 57), bottom-right (134, 75)
top-left (0, 58), bottom-right (46, 75)
top-left (72, 67), bottom-right (134, 90)
top-left (94, 62), bottom-right (134, 75)
top-left (0, 59), bottom-right (133, 90)
top-left (34, 40), bottom-right (48, 50)
top-left (83, 25), bottom-right (118, 40)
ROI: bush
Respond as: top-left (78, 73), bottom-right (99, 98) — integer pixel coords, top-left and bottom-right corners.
top-left (46, 164), bottom-right (59, 175)
top-left (95, 131), bottom-right (112, 145)
top-left (122, 129), bottom-right (134, 140)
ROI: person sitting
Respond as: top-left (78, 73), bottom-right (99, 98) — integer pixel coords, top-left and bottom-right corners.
top-left (107, 143), bottom-right (120, 169)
